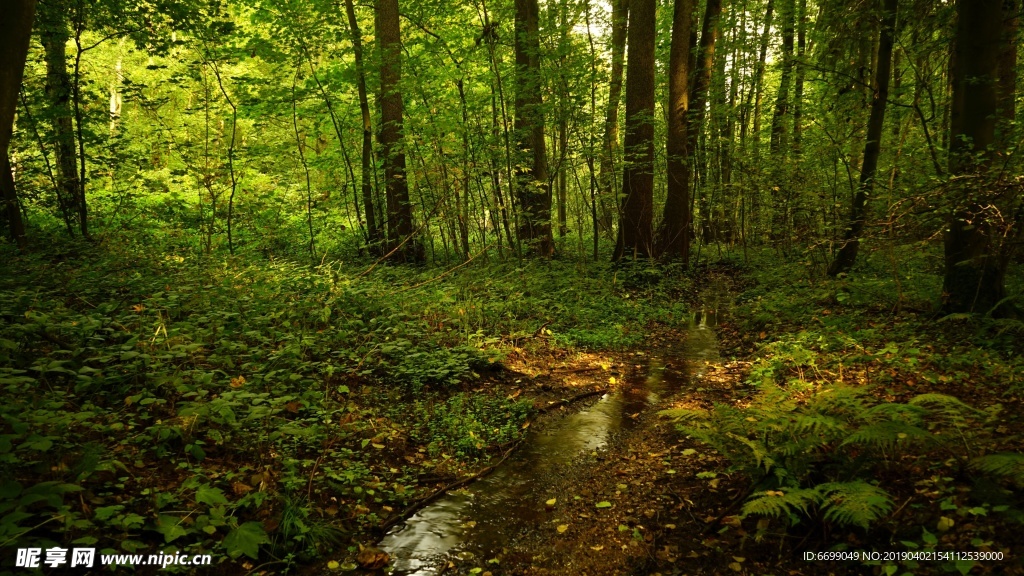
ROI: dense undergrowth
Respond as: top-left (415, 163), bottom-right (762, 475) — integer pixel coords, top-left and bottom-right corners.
top-left (663, 247), bottom-right (1024, 575)
top-left (0, 234), bottom-right (690, 573)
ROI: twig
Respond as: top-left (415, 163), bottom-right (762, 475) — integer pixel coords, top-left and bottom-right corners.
top-left (537, 388), bottom-right (608, 413)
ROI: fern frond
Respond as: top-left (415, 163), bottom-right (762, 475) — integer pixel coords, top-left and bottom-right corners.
top-left (907, 393), bottom-right (983, 419)
top-left (970, 453), bottom-right (1024, 487)
top-left (841, 421), bottom-right (934, 450)
top-left (659, 407), bottom-right (706, 421)
top-left (742, 487), bottom-right (821, 520)
top-left (862, 402), bottom-right (927, 425)
top-left (818, 481), bottom-right (894, 529)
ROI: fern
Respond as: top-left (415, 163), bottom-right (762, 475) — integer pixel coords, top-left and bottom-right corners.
top-left (841, 421), bottom-right (934, 450)
top-left (742, 487), bottom-right (821, 521)
top-left (970, 453), bottom-right (1024, 487)
top-left (818, 482), bottom-right (894, 530)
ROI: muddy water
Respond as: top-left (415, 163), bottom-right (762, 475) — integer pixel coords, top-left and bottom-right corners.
top-left (378, 311), bottom-right (720, 575)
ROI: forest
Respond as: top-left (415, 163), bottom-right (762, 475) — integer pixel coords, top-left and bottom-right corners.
top-left (0, 0), bottom-right (1023, 573)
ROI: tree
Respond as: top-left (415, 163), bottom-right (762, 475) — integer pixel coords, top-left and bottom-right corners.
top-left (942, 0), bottom-right (1015, 315)
top-left (596, 0), bottom-right (628, 237)
top-left (769, 0), bottom-right (795, 155)
top-left (1, 0), bottom-right (36, 248)
top-left (376, 0), bottom-right (422, 262)
top-left (513, 0), bottom-right (553, 256)
top-left (344, 0), bottom-right (381, 250)
top-left (655, 0), bottom-right (693, 262)
top-left (38, 0), bottom-right (83, 237)
top-left (613, 0), bottom-right (655, 260)
top-left (827, 0), bottom-right (898, 276)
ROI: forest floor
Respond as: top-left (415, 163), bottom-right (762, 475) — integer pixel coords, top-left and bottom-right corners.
top-left (1, 239), bottom-right (1023, 575)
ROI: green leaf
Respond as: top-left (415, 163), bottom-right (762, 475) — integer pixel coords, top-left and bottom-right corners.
top-left (196, 485), bottom-right (229, 506)
top-left (155, 514), bottom-right (189, 543)
top-left (595, 501), bottom-right (612, 509)
top-left (224, 521), bottom-right (269, 559)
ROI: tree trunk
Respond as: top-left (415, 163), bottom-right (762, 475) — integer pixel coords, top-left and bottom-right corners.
top-left (613, 0), bottom-right (655, 260)
top-left (792, 0), bottom-right (807, 151)
top-left (345, 0), bottom-right (381, 250)
top-left (597, 0), bottom-right (628, 237)
top-left (0, 0), bottom-right (36, 248)
top-left (513, 0), bottom-right (553, 256)
top-left (769, 0), bottom-right (795, 154)
top-left (746, 0), bottom-right (775, 146)
top-left (688, 0), bottom-right (723, 247)
top-left (828, 0), bottom-right (898, 276)
top-left (656, 0), bottom-right (693, 261)
top-left (376, 0), bottom-right (422, 262)
top-left (942, 0), bottom-right (1011, 315)
top-left (39, 0), bottom-right (82, 236)
top-left (997, 0), bottom-right (1018, 139)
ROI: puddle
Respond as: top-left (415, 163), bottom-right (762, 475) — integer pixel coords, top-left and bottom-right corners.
top-left (378, 311), bottom-right (720, 574)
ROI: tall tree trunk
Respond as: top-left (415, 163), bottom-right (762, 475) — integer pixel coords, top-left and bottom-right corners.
top-left (997, 0), bottom-right (1018, 141)
top-left (376, 0), bottom-right (421, 262)
top-left (39, 0), bottom-right (81, 236)
top-left (746, 0), bottom-right (775, 146)
top-left (613, 0), bottom-right (655, 260)
top-left (942, 0), bottom-right (1011, 314)
top-left (769, 0), bottom-right (796, 154)
top-left (656, 0), bottom-right (694, 261)
top-left (1, 0), bottom-right (36, 248)
top-left (513, 0), bottom-right (553, 256)
top-left (689, 0), bottom-right (723, 247)
top-left (828, 0), bottom-right (898, 276)
top-left (597, 0), bottom-right (628, 237)
top-left (345, 0), bottom-right (381, 250)
top-left (792, 0), bottom-right (807, 151)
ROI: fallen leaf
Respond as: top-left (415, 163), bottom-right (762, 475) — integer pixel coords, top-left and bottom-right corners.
top-left (595, 501), bottom-right (612, 509)
top-left (557, 524), bottom-right (569, 533)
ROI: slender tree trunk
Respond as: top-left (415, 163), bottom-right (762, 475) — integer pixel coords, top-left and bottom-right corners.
top-left (376, 0), bottom-right (421, 262)
top-left (943, 0), bottom-right (1011, 314)
top-left (613, 0), bottom-right (656, 260)
top-left (828, 0), bottom-right (898, 276)
top-left (769, 0), bottom-right (795, 154)
top-left (997, 0), bottom-right (1018, 140)
top-left (597, 0), bottom-right (628, 237)
top-left (345, 0), bottom-right (381, 250)
top-left (688, 0), bottom-right (723, 248)
top-left (656, 0), bottom-right (693, 261)
top-left (747, 0), bottom-right (775, 146)
top-left (2, 0), bottom-right (38, 248)
top-left (39, 0), bottom-right (81, 235)
top-left (793, 0), bottom-right (807, 151)
top-left (513, 0), bottom-right (553, 256)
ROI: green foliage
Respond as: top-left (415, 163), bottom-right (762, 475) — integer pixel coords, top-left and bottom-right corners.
top-left (664, 385), bottom-right (980, 529)
top-left (414, 393), bottom-right (534, 461)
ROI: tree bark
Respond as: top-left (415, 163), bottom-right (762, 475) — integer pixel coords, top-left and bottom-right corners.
top-left (345, 0), bottom-right (381, 250)
top-left (0, 0), bottom-right (36, 248)
top-left (828, 0), bottom-right (898, 276)
top-left (792, 0), bottom-right (808, 151)
top-left (376, 0), bottom-right (421, 262)
top-left (613, 0), bottom-right (655, 260)
top-left (596, 0), bottom-right (629, 239)
top-left (745, 0), bottom-right (774, 146)
top-left (39, 0), bottom-right (81, 236)
top-left (942, 0), bottom-right (1011, 315)
top-left (769, 0), bottom-right (795, 154)
top-left (513, 0), bottom-right (553, 256)
top-left (655, 0), bottom-right (693, 261)
top-left (688, 0), bottom-right (723, 247)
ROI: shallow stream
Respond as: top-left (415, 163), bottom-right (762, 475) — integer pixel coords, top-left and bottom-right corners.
top-left (378, 311), bottom-right (720, 574)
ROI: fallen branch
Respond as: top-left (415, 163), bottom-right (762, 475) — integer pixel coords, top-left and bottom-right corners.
top-left (536, 388), bottom-right (608, 413)
top-left (375, 439), bottom-right (525, 536)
